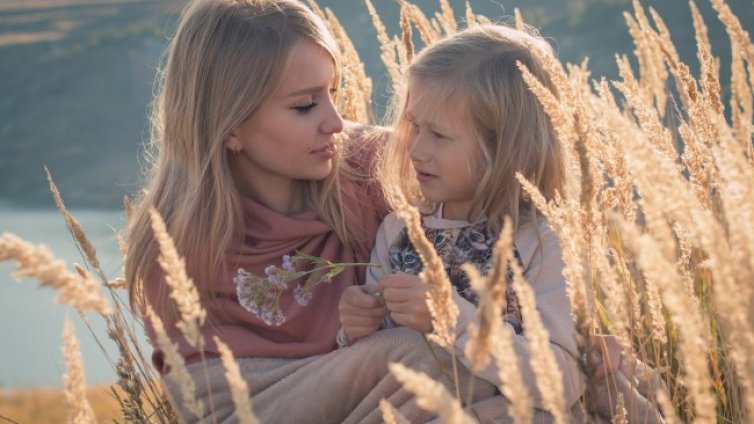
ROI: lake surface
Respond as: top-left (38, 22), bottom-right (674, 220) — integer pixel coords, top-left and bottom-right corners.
top-left (0, 207), bottom-right (147, 388)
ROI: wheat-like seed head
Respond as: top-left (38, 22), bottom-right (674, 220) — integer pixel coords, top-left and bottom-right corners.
top-left (213, 336), bottom-right (259, 424)
top-left (388, 362), bottom-right (475, 424)
top-left (148, 208), bottom-right (206, 349)
top-left (508, 257), bottom-right (568, 424)
top-left (62, 316), bottom-right (97, 424)
top-left (379, 399), bottom-right (411, 424)
top-left (46, 167), bottom-right (102, 274)
top-left (145, 305), bottom-right (204, 420)
top-left (0, 233), bottom-right (111, 314)
top-left (393, 193), bottom-right (458, 350)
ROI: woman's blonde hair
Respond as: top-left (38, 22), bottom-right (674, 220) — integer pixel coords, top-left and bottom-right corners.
top-left (380, 24), bottom-right (566, 234)
top-left (126, 0), bottom-right (349, 322)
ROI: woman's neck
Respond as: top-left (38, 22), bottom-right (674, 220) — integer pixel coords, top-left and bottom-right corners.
top-left (235, 175), bottom-right (308, 216)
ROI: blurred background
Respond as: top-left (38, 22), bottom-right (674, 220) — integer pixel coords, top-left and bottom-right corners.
top-left (0, 0), bottom-right (751, 389)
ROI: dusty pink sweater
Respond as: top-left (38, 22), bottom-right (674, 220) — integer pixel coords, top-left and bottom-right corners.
top-left (146, 131), bottom-right (388, 372)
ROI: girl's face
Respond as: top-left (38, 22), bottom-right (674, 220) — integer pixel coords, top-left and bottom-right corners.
top-left (405, 79), bottom-right (481, 221)
top-left (227, 40), bottom-right (343, 193)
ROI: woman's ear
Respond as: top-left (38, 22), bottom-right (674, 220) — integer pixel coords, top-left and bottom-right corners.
top-left (226, 132), bottom-right (242, 153)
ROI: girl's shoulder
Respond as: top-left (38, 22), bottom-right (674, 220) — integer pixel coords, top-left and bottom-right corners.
top-left (514, 213), bottom-right (564, 280)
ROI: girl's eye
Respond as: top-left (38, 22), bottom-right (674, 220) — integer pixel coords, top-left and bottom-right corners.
top-left (409, 120), bottom-right (419, 130)
top-left (292, 102), bottom-right (317, 113)
top-left (432, 131), bottom-right (446, 139)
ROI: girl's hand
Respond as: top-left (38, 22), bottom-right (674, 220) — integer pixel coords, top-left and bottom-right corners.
top-left (593, 334), bottom-right (634, 379)
top-left (338, 285), bottom-right (388, 342)
top-left (378, 273), bottom-right (433, 333)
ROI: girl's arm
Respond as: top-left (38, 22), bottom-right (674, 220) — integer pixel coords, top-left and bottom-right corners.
top-left (454, 217), bottom-right (585, 410)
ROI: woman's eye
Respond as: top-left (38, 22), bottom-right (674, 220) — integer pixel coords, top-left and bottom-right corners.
top-left (432, 131), bottom-right (446, 139)
top-left (409, 120), bottom-right (419, 130)
top-left (292, 102), bottom-right (317, 113)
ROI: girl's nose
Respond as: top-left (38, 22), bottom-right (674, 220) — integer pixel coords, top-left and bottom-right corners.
top-left (409, 134), bottom-right (429, 162)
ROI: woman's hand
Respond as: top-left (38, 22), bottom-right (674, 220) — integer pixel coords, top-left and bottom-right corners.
top-left (378, 273), bottom-right (433, 333)
top-left (338, 285), bottom-right (388, 342)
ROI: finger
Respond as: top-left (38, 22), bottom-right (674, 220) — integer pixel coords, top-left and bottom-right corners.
top-left (346, 291), bottom-right (386, 309)
top-left (341, 305), bottom-right (388, 319)
top-left (378, 273), bottom-right (424, 290)
top-left (382, 287), bottom-right (427, 304)
top-left (343, 317), bottom-right (384, 328)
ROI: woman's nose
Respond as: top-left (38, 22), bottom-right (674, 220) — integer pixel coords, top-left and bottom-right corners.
top-left (320, 100), bottom-right (344, 135)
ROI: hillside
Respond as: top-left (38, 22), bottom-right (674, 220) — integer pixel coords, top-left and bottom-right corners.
top-left (0, 0), bottom-right (751, 208)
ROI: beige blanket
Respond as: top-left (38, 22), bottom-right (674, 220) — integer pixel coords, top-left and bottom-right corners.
top-left (164, 327), bottom-right (659, 423)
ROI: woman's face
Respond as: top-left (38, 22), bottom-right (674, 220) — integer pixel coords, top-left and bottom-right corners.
top-left (228, 40), bottom-right (343, 193)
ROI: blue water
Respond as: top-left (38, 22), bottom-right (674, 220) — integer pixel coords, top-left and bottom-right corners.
top-left (0, 208), bottom-right (148, 388)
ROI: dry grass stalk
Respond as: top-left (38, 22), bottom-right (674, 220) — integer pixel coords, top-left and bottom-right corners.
top-left (710, 0), bottom-right (754, 65)
top-left (463, 218), bottom-right (514, 371)
top-left (62, 317), bottom-right (97, 424)
top-left (729, 41), bottom-right (753, 152)
top-left (517, 62), bottom-right (571, 144)
top-left (689, 1), bottom-right (722, 115)
top-left (435, 0), bottom-right (457, 35)
top-left (145, 305), bottom-right (204, 420)
top-left (123, 194), bottom-right (133, 223)
top-left (464, 2), bottom-right (476, 26)
top-left (45, 167), bottom-right (102, 275)
top-left (508, 253), bottom-right (567, 424)
top-left (393, 194), bottom-right (458, 352)
top-left (388, 362), bottom-right (475, 424)
top-left (399, 1), bottom-right (439, 45)
top-left (0, 233), bottom-right (112, 315)
top-left (463, 228), bottom-right (534, 424)
top-left (615, 217), bottom-right (715, 422)
top-left (213, 336), bottom-right (259, 424)
top-left (514, 8), bottom-right (525, 31)
top-left (706, 134), bottom-right (754, 416)
top-left (379, 399), bottom-right (410, 424)
top-left (321, 7), bottom-right (373, 123)
top-left (623, 12), bottom-right (665, 116)
top-left (365, 0), bottom-right (402, 89)
top-left (614, 56), bottom-right (679, 165)
top-left (108, 314), bottom-right (148, 422)
top-left (149, 207), bottom-right (206, 349)
top-left (400, 3), bottom-right (414, 63)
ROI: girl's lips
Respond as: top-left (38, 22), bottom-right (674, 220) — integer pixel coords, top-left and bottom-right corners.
top-left (311, 143), bottom-right (335, 159)
top-left (416, 171), bottom-right (437, 183)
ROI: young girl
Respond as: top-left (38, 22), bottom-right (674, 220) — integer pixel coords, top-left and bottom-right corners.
top-left (339, 24), bottom-right (586, 419)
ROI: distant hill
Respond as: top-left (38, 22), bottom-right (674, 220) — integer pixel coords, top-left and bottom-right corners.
top-left (0, 0), bottom-right (751, 209)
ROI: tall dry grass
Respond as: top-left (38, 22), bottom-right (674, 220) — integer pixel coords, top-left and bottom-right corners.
top-left (1, 0), bottom-right (752, 422)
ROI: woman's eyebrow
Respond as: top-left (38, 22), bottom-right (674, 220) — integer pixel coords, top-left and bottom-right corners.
top-left (286, 84), bottom-right (328, 98)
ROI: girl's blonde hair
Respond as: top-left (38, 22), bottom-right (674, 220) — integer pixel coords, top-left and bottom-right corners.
top-left (380, 24), bottom-right (566, 234)
top-left (126, 0), bottom-right (349, 322)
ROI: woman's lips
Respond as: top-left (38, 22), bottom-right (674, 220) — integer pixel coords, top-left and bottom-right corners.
top-left (311, 143), bottom-right (335, 159)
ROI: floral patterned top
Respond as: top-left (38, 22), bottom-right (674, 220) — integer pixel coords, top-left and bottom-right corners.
top-left (387, 212), bottom-right (523, 334)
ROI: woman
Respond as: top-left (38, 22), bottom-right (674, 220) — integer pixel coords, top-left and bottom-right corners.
top-left (125, 0), bottom-right (496, 422)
